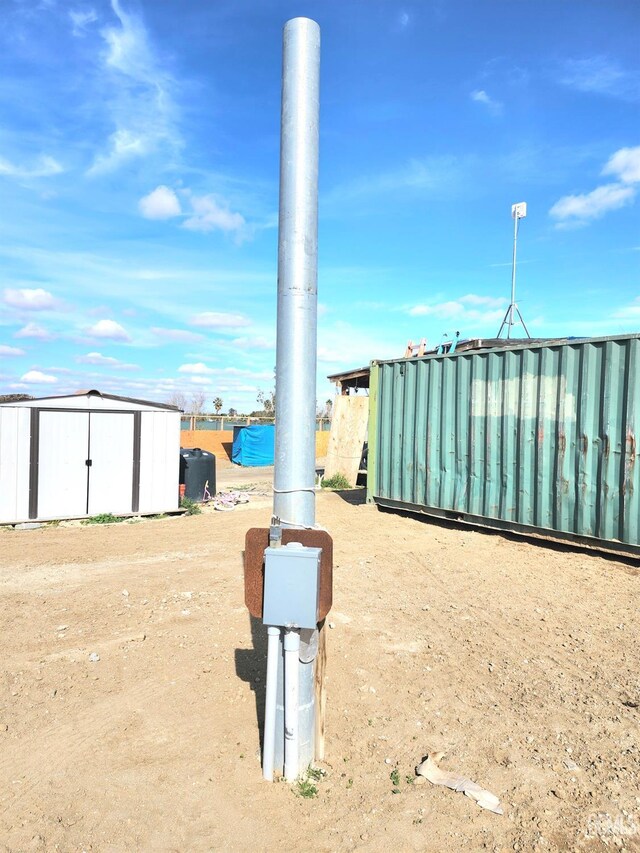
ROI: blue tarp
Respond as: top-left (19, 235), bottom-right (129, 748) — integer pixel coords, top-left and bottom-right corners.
top-left (232, 424), bottom-right (275, 467)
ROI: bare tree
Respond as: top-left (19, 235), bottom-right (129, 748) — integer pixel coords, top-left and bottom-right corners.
top-left (256, 388), bottom-right (275, 416)
top-left (167, 391), bottom-right (187, 411)
top-left (316, 398), bottom-right (333, 418)
top-left (190, 391), bottom-right (206, 415)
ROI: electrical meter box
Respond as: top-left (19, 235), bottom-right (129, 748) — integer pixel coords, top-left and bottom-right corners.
top-left (262, 542), bottom-right (322, 629)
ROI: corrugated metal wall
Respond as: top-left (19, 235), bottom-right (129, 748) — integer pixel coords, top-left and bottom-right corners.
top-left (368, 335), bottom-right (640, 552)
top-left (0, 407), bottom-right (31, 524)
top-left (139, 411), bottom-right (181, 514)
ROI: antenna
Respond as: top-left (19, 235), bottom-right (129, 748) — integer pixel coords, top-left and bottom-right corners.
top-left (497, 202), bottom-right (530, 339)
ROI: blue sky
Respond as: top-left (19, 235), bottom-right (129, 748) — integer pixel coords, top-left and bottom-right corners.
top-left (1, 0), bottom-right (638, 412)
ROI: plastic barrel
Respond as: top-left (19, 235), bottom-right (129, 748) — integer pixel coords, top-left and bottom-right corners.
top-left (179, 448), bottom-right (216, 502)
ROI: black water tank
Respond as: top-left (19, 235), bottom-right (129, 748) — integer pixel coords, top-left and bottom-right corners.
top-left (179, 448), bottom-right (216, 502)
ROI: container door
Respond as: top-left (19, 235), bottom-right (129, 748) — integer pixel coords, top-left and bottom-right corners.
top-left (37, 411), bottom-right (90, 519)
top-left (87, 412), bottom-right (134, 516)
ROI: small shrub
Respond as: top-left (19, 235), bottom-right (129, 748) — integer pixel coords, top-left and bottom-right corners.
top-left (390, 767), bottom-right (401, 793)
top-left (180, 497), bottom-right (201, 515)
top-left (321, 473), bottom-right (351, 490)
top-left (82, 513), bottom-right (121, 525)
top-left (294, 765), bottom-right (326, 798)
top-left (296, 779), bottom-right (318, 799)
top-left (307, 766), bottom-right (326, 782)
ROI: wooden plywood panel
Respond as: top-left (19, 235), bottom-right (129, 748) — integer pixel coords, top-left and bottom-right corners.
top-left (244, 527), bottom-right (333, 621)
top-left (323, 395), bottom-right (369, 487)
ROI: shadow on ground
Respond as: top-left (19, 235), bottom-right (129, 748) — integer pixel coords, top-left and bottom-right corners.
top-left (376, 504), bottom-right (640, 571)
top-left (332, 488), bottom-right (367, 506)
top-left (234, 614), bottom-right (267, 749)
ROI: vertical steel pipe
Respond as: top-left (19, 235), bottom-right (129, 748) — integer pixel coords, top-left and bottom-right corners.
top-left (274, 16), bottom-right (320, 528)
top-left (272, 16), bottom-right (321, 777)
top-left (262, 625), bottom-right (281, 781)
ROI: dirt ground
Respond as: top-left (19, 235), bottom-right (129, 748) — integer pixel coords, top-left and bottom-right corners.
top-left (1, 464), bottom-right (639, 852)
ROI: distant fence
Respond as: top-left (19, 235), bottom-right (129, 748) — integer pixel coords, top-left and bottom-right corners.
top-left (180, 416), bottom-right (332, 432)
top-left (180, 428), bottom-right (331, 461)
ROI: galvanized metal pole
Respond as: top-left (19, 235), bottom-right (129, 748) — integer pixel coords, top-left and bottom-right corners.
top-left (272, 16), bottom-right (320, 776)
top-left (274, 16), bottom-right (320, 527)
top-left (509, 213), bottom-right (518, 339)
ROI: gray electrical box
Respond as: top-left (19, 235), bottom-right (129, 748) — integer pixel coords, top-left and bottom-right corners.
top-left (262, 542), bottom-right (322, 629)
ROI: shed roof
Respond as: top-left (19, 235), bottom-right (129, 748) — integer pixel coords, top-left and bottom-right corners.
top-left (0, 389), bottom-right (181, 412)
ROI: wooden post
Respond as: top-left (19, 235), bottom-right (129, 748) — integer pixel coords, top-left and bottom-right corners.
top-left (314, 620), bottom-right (327, 761)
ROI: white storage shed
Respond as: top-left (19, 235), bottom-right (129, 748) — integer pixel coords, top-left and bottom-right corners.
top-left (0, 390), bottom-right (181, 524)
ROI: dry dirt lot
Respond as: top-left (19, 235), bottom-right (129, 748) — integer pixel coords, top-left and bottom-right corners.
top-left (1, 476), bottom-right (639, 852)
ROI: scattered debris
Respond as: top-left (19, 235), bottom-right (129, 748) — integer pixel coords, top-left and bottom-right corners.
top-left (212, 491), bottom-right (250, 512)
top-left (415, 752), bottom-right (503, 815)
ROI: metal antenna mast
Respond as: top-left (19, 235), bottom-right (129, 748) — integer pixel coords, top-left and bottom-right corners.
top-left (497, 202), bottom-right (530, 339)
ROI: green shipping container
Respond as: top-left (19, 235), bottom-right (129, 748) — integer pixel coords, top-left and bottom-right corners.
top-left (368, 334), bottom-right (640, 557)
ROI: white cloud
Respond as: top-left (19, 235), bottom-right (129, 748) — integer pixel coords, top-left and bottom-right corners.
top-left (69, 8), bottom-right (98, 37)
top-left (602, 146), bottom-right (640, 185)
top-left (459, 294), bottom-right (506, 309)
top-left (3, 288), bottom-right (57, 310)
top-left (549, 183), bottom-right (636, 225)
top-left (549, 145), bottom-right (640, 227)
top-left (86, 319), bottom-right (131, 341)
top-left (317, 320), bottom-right (399, 369)
top-left (87, 0), bottom-right (179, 175)
top-left (14, 322), bottom-right (53, 339)
top-left (139, 185), bottom-right (182, 219)
top-left (150, 327), bottom-right (204, 343)
top-left (230, 336), bottom-right (274, 350)
top-left (189, 311), bottom-right (251, 329)
top-left (559, 56), bottom-right (640, 102)
top-left (130, 269), bottom-right (177, 281)
top-left (611, 297), bottom-right (640, 320)
top-left (190, 376), bottom-right (211, 385)
top-left (0, 155), bottom-right (63, 179)
top-left (470, 89), bottom-right (503, 115)
top-left (408, 298), bottom-right (505, 324)
top-left (178, 362), bottom-right (214, 375)
top-left (217, 367), bottom-right (273, 380)
top-left (76, 351), bottom-right (138, 370)
top-left (0, 344), bottom-right (25, 356)
top-left (325, 155), bottom-right (462, 206)
top-left (88, 129), bottom-right (148, 175)
top-left (21, 370), bottom-right (57, 384)
top-left (183, 194), bottom-right (245, 234)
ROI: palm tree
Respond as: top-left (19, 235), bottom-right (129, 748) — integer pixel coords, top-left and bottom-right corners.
top-left (213, 397), bottom-right (223, 414)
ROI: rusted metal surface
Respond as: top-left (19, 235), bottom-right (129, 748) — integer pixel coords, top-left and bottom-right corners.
top-left (368, 335), bottom-right (640, 552)
top-left (244, 528), bottom-right (333, 620)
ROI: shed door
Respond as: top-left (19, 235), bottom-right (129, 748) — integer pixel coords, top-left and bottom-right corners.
top-left (37, 411), bottom-right (90, 518)
top-left (87, 412), bottom-right (135, 516)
